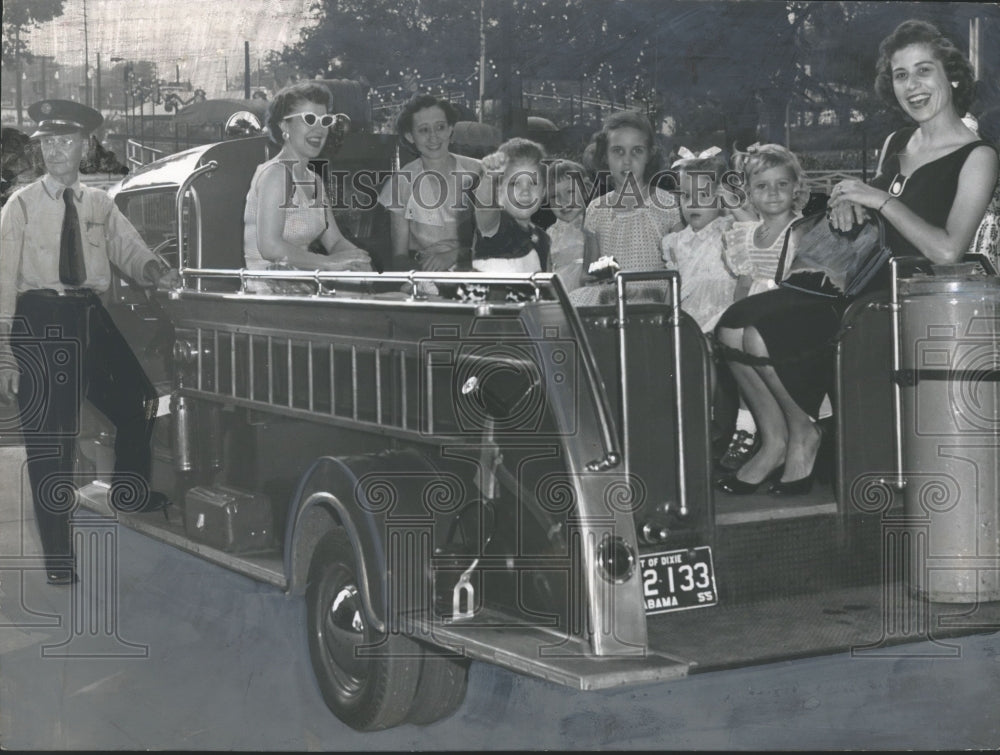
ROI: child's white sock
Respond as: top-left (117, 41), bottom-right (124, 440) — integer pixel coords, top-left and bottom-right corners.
top-left (817, 394), bottom-right (833, 420)
top-left (736, 408), bottom-right (756, 435)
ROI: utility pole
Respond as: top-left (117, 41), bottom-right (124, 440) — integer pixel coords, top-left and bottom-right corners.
top-left (478, 0), bottom-right (486, 122)
top-left (969, 17), bottom-right (981, 81)
top-left (112, 58), bottom-right (130, 149)
top-left (15, 27), bottom-right (23, 125)
top-left (244, 41), bottom-right (251, 99)
top-left (96, 53), bottom-right (102, 113)
top-left (83, 0), bottom-right (91, 106)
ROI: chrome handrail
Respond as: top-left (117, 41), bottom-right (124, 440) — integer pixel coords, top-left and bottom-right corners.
top-left (613, 270), bottom-right (686, 516)
top-left (888, 255), bottom-right (934, 491)
top-left (889, 257), bottom-right (906, 491)
top-left (181, 268), bottom-right (564, 287)
top-left (170, 269), bottom-right (623, 474)
top-left (174, 160), bottom-right (218, 290)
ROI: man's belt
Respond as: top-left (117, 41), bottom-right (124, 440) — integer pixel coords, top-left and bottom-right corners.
top-left (22, 287), bottom-right (97, 298)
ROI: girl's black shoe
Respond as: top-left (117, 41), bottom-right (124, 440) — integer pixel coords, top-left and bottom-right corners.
top-left (715, 465), bottom-right (783, 496)
top-left (717, 430), bottom-right (760, 472)
top-left (716, 475), bottom-right (763, 495)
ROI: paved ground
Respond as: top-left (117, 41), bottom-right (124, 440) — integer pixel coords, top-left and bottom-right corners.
top-left (1, 444), bottom-right (999, 751)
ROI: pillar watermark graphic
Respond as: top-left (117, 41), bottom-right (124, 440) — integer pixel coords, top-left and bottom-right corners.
top-left (0, 454), bottom-right (149, 659)
top-left (41, 513), bottom-right (149, 658)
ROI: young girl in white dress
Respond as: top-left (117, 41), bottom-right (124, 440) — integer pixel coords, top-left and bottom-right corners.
top-left (661, 152), bottom-right (738, 333)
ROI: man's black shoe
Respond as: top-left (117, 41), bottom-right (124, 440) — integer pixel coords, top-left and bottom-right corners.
top-left (46, 568), bottom-right (78, 586)
top-left (143, 491), bottom-right (172, 511)
top-left (143, 491), bottom-right (173, 520)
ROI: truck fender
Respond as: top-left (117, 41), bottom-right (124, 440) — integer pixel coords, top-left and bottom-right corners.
top-left (284, 449), bottom-right (459, 633)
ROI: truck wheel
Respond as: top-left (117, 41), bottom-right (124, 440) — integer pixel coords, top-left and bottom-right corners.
top-left (406, 648), bottom-right (470, 726)
top-left (306, 530), bottom-right (422, 731)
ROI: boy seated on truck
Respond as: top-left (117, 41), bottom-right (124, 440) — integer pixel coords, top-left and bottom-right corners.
top-left (459, 138), bottom-right (550, 303)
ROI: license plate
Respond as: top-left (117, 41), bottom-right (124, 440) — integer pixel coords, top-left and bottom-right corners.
top-left (640, 546), bottom-right (718, 614)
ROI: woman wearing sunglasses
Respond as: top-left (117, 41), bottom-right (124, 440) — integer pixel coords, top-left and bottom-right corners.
top-left (243, 82), bottom-right (371, 291)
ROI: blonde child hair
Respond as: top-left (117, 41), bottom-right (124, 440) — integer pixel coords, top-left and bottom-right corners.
top-left (731, 143), bottom-right (809, 213)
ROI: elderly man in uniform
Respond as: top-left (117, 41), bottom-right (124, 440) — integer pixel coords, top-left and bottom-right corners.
top-left (0, 100), bottom-right (179, 585)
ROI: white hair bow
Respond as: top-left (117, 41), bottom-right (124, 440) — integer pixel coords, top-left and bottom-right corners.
top-left (671, 145), bottom-right (723, 168)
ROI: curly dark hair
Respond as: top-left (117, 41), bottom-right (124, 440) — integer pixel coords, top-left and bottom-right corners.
top-left (264, 82), bottom-right (333, 146)
top-left (395, 94), bottom-right (461, 138)
top-left (588, 110), bottom-right (663, 185)
top-left (874, 19), bottom-right (975, 116)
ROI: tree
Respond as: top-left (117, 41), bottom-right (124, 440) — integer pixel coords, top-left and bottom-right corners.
top-left (3, 0), bottom-right (66, 124)
top-left (278, 0), bottom-right (997, 144)
top-left (2, 0), bottom-right (65, 65)
top-left (281, 0), bottom-right (480, 84)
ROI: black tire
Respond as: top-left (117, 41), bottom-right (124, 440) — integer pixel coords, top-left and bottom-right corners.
top-left (306, 530), bottom-right (423, 731)
top-left (406, 648), bottom-right (470, 726)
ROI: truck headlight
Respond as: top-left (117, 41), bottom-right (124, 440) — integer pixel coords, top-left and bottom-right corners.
top-left (596, 535), bottom-right (635, 584)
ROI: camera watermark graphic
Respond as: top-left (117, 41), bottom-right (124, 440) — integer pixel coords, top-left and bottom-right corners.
top-left (0, 322), bottom-right (84, 440)
top-left (419, 318), bottom-right (579, 438)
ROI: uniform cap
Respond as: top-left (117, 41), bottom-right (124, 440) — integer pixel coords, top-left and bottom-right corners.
top-left (27, 99), bottom-right (103, 139)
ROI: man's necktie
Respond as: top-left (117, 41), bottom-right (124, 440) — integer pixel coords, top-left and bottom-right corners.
top-left (59, 190), bottom-right (87, 285)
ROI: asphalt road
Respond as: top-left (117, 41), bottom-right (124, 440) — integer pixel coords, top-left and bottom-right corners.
top-left (1, 444), bottom-right (999, 750)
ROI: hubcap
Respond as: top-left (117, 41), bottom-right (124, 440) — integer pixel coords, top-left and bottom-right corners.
top-left (321, 581), bottom-right (368, 685)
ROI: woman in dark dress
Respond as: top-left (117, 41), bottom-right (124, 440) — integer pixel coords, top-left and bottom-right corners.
top-left (714, 19), bottom-right (998, 496)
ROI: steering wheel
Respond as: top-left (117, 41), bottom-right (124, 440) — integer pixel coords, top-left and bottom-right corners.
top-left (141, 236), bottom-right (181, 305)
top-left (151, 236), bottom-right (179, 270)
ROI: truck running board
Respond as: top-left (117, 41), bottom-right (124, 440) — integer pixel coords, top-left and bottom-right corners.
top-left (75, 482), bottom-right (286, 588)
top-left (409, 611), bottom-right (692, 690)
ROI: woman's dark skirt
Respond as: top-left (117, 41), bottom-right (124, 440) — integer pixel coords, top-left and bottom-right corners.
top-left (715, 287), bottom-right (848, 418)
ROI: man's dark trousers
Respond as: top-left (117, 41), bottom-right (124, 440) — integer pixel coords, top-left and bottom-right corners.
top-left (13, 289), bottom-right (157, 569)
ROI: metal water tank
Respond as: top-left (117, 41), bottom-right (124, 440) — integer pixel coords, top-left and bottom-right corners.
top-left (898, 261), bottom-right (1000, 602)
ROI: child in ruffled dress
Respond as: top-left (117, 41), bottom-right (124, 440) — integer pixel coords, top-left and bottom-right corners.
top-left (662, 150), bottom-right (742, 467)
top-left (661, 151), bottom-right (738, 333)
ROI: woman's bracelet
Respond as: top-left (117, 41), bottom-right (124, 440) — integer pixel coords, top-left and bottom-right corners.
top-left (877, 195), bottom-right (895, 214)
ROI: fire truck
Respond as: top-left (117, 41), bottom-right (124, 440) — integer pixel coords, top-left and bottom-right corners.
top-left (72, 134), bottom-right (999, 731)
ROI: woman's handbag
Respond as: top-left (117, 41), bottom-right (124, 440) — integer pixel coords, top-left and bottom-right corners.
top-left (775, 212), bottom-right (892, 299)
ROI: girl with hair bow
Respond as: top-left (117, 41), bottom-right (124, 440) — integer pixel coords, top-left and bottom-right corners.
top-left (670, 145), bottom-right (724, 169)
